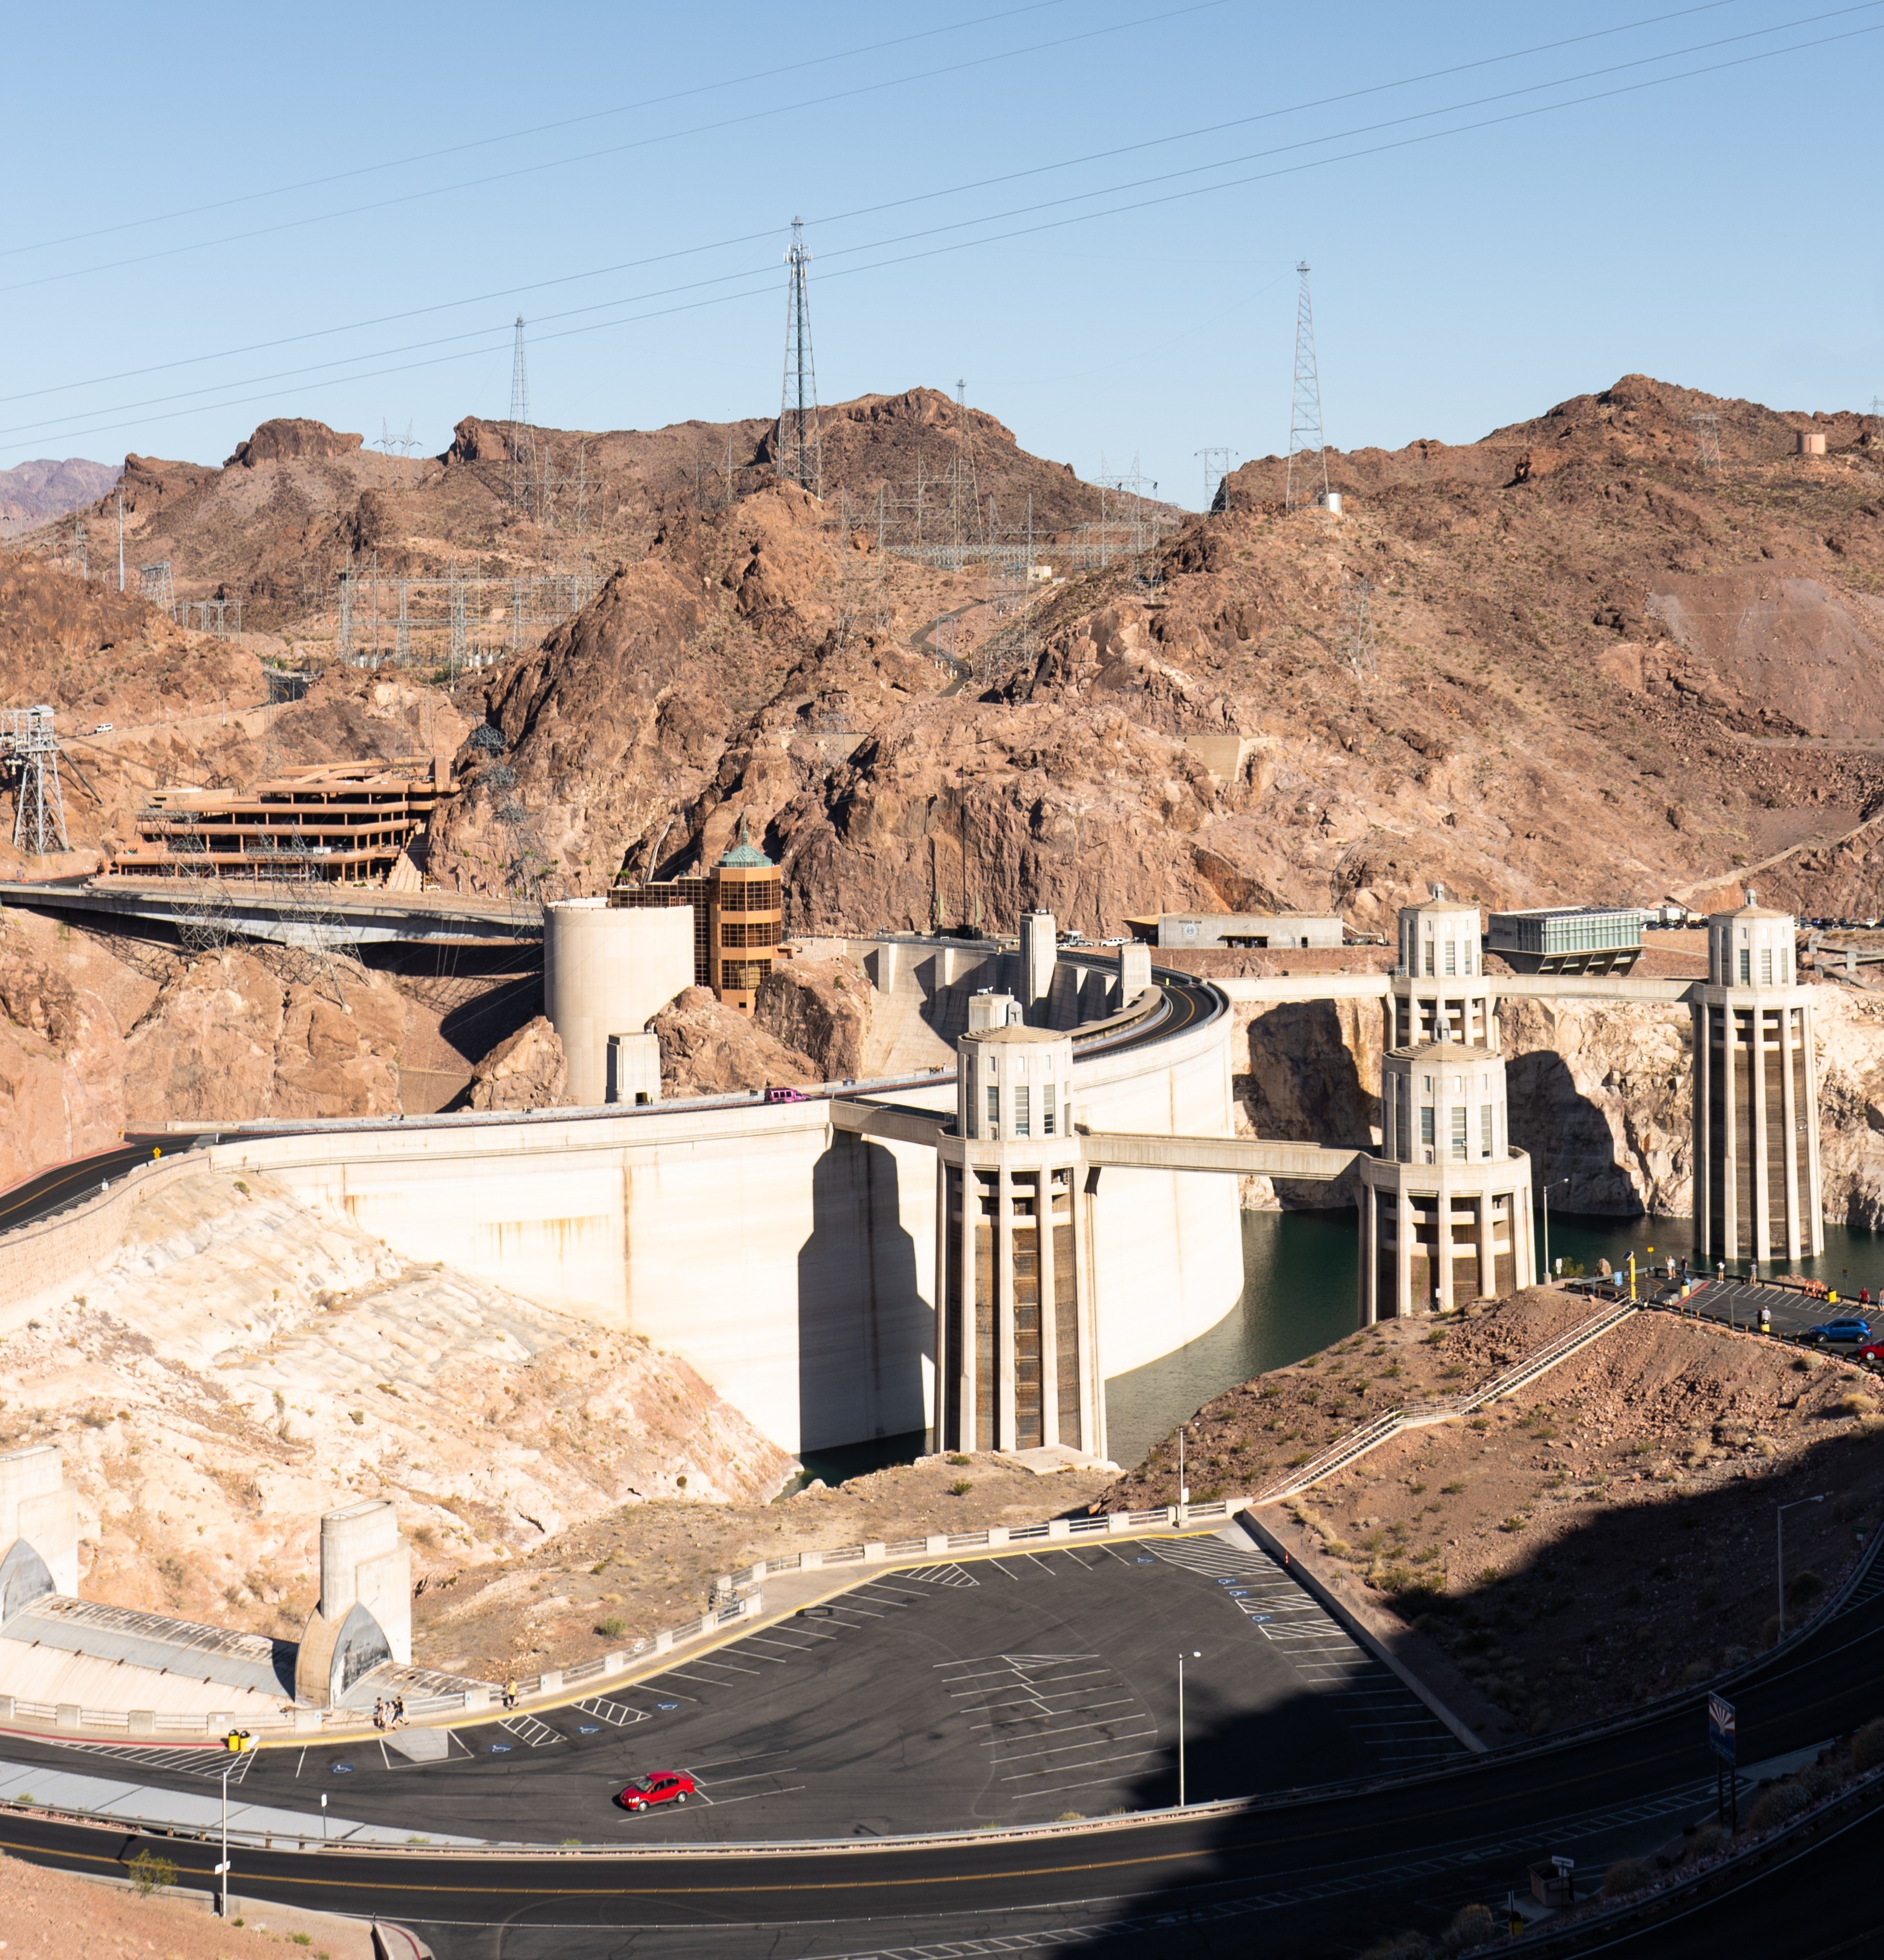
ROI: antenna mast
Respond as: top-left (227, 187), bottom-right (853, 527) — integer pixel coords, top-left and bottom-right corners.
top-left (1285, 261), bottom-right (1329, 512)
top-left (779, 219), bottom-right (823, 497)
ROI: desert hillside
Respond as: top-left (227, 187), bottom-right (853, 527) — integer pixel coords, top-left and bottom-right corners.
top-left (6, 372), bottom-right (1884, 1177)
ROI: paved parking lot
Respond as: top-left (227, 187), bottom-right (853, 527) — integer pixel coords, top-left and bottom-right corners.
top-left (1661, 1279), bottom-right (1878, 1348)
top-left (12, 1526), bottom-right (1465, 1845)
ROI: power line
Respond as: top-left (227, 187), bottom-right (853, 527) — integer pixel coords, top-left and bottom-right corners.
top-left (7, 15), bottom-right (1877, 459)
top-left (0, 0), bottom-right (1841, 412)
top-left (0, 0), bottom-right (1233, 299)
top-left (0, 0), bottom-right (1086, 262)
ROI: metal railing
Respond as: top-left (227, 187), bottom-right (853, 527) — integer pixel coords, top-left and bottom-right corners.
top-left (1253, 1299), bottom-right (1639, 1502)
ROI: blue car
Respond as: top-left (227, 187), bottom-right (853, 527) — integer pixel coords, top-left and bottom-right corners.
top-left (1801, 1319), bottom-right (1872, 1345)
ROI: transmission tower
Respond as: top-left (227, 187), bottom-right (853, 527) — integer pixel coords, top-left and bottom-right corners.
top-left (1691, 411), bottom-right (1722, 468)
top-left (137, 561), bottom-right (175, 615)
top-left (778, 218), bottom-right (823, 497)
top-left (1340, 575), bottom-right (1376, 680)
top-left (947, 379), bottom-right (984, 567)
top-left (1195, 447), bottom-right (1237, 510)
top-left (509, 317), bottom-right (534, 510)
top-left (1285, 261), bottom-right (1330, 513)
top-left (3, 706), bottom-right (71, 855)
top-left (171, 835), bottom-right (232, 955)
top-left (253, 834), bottom-right (352, 1003)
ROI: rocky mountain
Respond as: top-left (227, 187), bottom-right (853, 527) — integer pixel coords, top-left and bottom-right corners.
top-left (10, 370), bottom-right (1884, 1214)
top-left (436, 373), bottom-right (1884, 938)
top-left (0, 457), bottom-right (119, 538)
top-left (9, 389), bottom-right (1111, 629)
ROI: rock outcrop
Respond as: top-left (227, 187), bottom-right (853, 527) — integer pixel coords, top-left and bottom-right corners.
top-left (652, 985), bottom-right (819, 1097)
top-left (467, 1014), bottom-right (570, 1111)
top-left (224, 418), bottom-right (364, 467)
top-left (754, 954), bottom-right (871, 1080)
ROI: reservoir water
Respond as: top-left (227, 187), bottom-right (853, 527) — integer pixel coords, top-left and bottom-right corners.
top-left (801, 1207), bottom-right (1884, 1485)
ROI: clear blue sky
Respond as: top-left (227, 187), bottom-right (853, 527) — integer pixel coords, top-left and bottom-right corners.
top-left (3, 0), bottom-right (1879, 506)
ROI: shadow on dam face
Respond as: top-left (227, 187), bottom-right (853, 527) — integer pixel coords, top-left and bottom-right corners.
top-left (797, 1134), bottom-right (927, 1453)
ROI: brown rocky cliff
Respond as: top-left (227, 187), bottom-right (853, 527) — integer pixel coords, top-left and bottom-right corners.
top-left (755, 954), bottom-right (871, 1079)
top-left (653, 985), bottom-right (819, 1096)
top-left (467, 1013), bottom-right (570, 1111)
top-left (224, 418), bottom-right (364, 468)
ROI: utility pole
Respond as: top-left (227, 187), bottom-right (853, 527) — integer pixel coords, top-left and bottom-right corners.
top-left (1195, 447), bottom-right (1236, 511)
top-left (1285, 261), bottom-right (1330, 513)
top-left (1691, 411), bottom-right (1722, 468)
top-left (1176, 1650), bottom-right (1201, 1806)
top-left (116, 487), bottom-right (125, 591)
top-left (779, 217), bottom-right (823, 497)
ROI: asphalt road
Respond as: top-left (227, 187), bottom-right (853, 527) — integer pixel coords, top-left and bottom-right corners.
top-left (0, 1136), bottom-right (191, 1233)
top-left (0, 1535), bottom-right (1459, 1845)
top-left (3, 1538), bottom-right (1883, 1956)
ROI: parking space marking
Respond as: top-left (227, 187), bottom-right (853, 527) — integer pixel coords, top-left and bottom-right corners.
top-left (497, 1714), bottom-right (561, 1748)
top-left (55, 1740), bottom-right (256, 1783)
top-left (998, 1746), bottom-right (1163, 1785)
top-left (570, 1696), bottom-right (649, 1728)
top-left (1148, 1535), bottom-right (1466, 1773)
top-left (899, 1564), bottom-right (980, 1588)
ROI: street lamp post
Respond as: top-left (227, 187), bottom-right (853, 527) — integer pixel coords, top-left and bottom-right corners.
top-left (217, 1756), bottom-right (233, 1918)
top-left (1540, 1178), bottom-right (1568, 1280)
top-left (216, 1729), bottom-right (254, 1916)
top-left (1177, 1650), bottom-right (1201, 1806)
top-left (1777, 1494), bottom-right (1831, 1638)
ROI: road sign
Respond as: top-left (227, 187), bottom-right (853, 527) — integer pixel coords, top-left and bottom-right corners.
top-left (1708, 1693), bottom-right (1737, 1765)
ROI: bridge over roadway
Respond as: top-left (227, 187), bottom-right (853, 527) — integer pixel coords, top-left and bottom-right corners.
top-left (829, 1100), bottom-right (1360, 1180)
top-left (0, 877), bottom-right (541, 947)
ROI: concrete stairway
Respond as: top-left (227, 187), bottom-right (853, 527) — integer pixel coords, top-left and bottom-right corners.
top-left (1254, 1298), bottom-right (1638, 1503)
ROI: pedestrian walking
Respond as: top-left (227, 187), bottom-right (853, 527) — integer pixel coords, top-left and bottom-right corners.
top-left (1760, 1305), bottom-right (1772, 1334)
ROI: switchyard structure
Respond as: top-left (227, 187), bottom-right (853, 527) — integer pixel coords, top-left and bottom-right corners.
top-left (2, 707), bottom-right (71, 855)
top-left (335, 567), bottom-right (600, 669)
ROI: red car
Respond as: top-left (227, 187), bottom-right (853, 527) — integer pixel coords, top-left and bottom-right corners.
top-left (617, 1770), bottom-right (696, 1813)
top-left (1858, 1342), bottom-right (1884, 1364)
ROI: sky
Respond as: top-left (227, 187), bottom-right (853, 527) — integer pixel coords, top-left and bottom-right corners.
top-left (3, 0), bottom-right (1881, 508)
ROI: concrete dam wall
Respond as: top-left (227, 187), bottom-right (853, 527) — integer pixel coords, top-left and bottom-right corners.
top-left (204, 980), bottom-right (1243, 1457)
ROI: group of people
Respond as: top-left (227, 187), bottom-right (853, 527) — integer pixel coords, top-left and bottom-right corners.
top-left (372, 1694), bottom-right (407, 1730)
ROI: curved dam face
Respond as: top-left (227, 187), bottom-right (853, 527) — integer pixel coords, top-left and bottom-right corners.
top-left (207, 986), bottom-right (1243, 1458)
